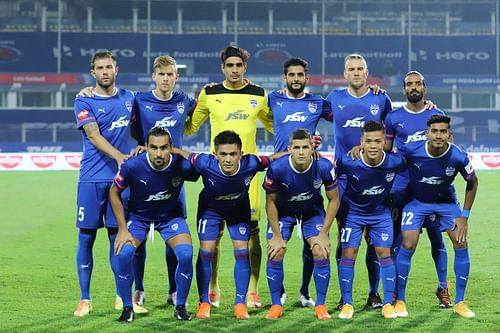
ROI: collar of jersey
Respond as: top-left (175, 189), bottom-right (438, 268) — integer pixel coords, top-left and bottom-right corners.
top-left (288, 155), bottom-right (313, 174)
top-left (218, 160), bottom-right (241, 177)
top-left (425, 141), bottom-right (451, 158)
top-left (92, 87), bottom-right (118, 97)
top-left (360, 151), bottom-right (386, 167)
top-left (146, 152), bottom-right (172, 171)
top-left (222, 79), bottom-right (249, 91)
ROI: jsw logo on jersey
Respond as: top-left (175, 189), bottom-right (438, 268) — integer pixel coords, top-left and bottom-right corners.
top-left (155, 116), bottom-right (177, 128)
top-left (404, 130), bottom-right (427, 143)
top-left (282, 112), bottom-right (308, 123)
top-left (225, 110), bottom-right (250, 120)
top-left (215, 193), bottom-right (242, 200)
top-left (418, 176), bottom-right (444, 185)
top-left (342, 117), bottom-right (365, 128)
top-left (361, 185), bottom-right (385, 195)
top-left (289, 192), bottom-right (314, 201)
top-left (145, 190), bottom-right (172, 201)
top-left (109, 116), bottom-right (130, 131)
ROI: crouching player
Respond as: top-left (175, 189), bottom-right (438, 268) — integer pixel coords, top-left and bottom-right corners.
top-left (264, 128), bottom-right (340, 320)
top-left (172, 130), bottom-right (285, 320)
top-left (109, 126), bottom-right (199, 323)
top-left (336, 121), bottom-right (405, 319)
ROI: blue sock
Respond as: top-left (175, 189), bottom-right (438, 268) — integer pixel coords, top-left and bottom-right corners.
top-left (454, 247), bottom-right (470, 303)
top-left (234, 248), bottom-right (250, 304)
top-left (366, 246), bottom-right (380, 295)
top-left (76, 229), bottom-right (97, 300)
top-left (427, 226), bottom-right (448, 289)
top-left (379, 256), bottom-right (396, 304)
top-left (196, 249), bottom-right (214, 303)
top-left (173, 244), bottom-right (193, 306)
top-left (133, 240), bottom-right (146, 292)
top-left (117, 244), bottom-right (136, 308)
top-left (338, 257), bottom-right (355, 305)
top-left (313, 258), bottom-right (330, 305)
top-left (396, 247), bottom-right (415, 302)
top-left (107, 228), bottom-right (121, 296)
top-left (266, 259), bottom-right (284, 305)
top-left (300, 239), bottom-right (314, 296)
top-left (166, 245), bottom-right (178, 294)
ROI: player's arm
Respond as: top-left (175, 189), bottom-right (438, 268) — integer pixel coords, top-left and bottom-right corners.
top-left (454, 174), bottom-right (479, 243)
top-left (258, 92), bottom-right (274, 134)
top-left (267, 151), bottom-right (288, 161)
top-left (265, 192), bottom-right (286, 260)
top-left (184, 89), bottom-right (209, 135)
top-left (109, 183), bottom-right (135, 255)
top-left (83, 122), bottom-right (128, 167)
top-left (314, 187), bottom-right (340, 258)
top-left (170, 146), bottom-right (191, 160)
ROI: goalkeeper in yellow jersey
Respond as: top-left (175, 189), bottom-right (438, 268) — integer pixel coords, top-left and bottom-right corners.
top-left (185, 45), bottom-right (273, 310)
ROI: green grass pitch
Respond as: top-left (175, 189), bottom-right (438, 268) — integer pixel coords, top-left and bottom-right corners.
top-left (0, 170), bottom-right (498, 332)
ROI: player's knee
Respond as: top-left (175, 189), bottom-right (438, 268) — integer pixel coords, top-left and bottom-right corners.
top-left (173, 243), bottom-right (193, 264)
top-left (118, 244), bottom-right (136, 265)
top-left (250, 222), bottom-right (260, 236)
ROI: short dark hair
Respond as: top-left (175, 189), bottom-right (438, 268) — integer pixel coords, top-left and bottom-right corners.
top-left (146, 126), bottom-right (172, 145)
top-left (283, 57), bottom-right (308, 75)
top-left (220, 46), bottom-right (250, 64)
top-left (289, 128), bottom-right (311, 144)
top-left (403, 70), bottom-right (426, 88)
top-left (362, 121), bottom-right (385, 134)
top-left (427, 114), bottom-right (451, 128)
top-left (91, 50), bottom-right (116, 70)
top-left (214, 130), bottom-right (242, 150)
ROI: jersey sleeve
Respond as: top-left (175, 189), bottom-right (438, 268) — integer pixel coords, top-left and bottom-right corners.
top-left (181, 157), bottom-right (200, 182)
top-left (74, 98), bottom-right (96, 129)
top-left (321, 159), bottom-right (338, 191)
top-left (113, 161), bottom-right (131, 190)
top-left (257, 155), bottom-right (271, 171)
top-left (458, 152), bottom-right (475, 181)
top-left (188, 152), bottom-right (206, 173)
top-left (381, 93), bottom-right (393, 121)
top-left (184, 89), bottom-right (209, 135)
top-left (257, 91), bottom-right (274, 134)
top-left (262, 164), bottom-right (279, 193)
top-left (320, 98), bottom-right (333, 122)
top-left (384, 112), bottom-right (396, 140)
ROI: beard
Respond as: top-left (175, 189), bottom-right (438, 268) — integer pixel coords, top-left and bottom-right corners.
top-left (287, 82), bottom-right (305, 95)
top-left (96, 76), bottom-right (115, 89)
top-left (407, 91), bottom-right (423, 103)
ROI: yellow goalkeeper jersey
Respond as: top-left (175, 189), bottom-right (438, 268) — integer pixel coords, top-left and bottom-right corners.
top-left (185, 80), bottom-right (273, 153)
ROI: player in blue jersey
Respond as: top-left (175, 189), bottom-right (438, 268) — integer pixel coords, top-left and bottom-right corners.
top-left (110, 126), bottom-right (199, 322)
top-left (264, 128), bottom-right (340, 320)
top-left (335, 121), bottom-right (405, 319)
top-left (131, 55), bottom-right (197, 309)
top-left (172, 130), bottom-right (283, 320)
top-left (384, 71), bottom-right (452, 308)
top-left (327, 53), bottom-right (393, 309)
top-left (73, 51), bottom-right (135, 317)
top-left (268, 57), bottom-right (333, 308)
top-left (394, 115), bottom-right (478, 319)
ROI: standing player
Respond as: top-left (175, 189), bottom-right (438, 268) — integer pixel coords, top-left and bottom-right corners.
top-left (327, 53), bottom-right (393, 309)
top-left (264, 129), bottom-right (339, 320)
top-left (384, 70), bottom-right (451, 307)
top-left (395, 115), bottom-right (478, 319)
top-left (73, 51), bottom-right (135, 317)
top-left (131, 55), bottom-right (196, 309)
top-left (185, 46), bottom-right (273, 308)
top-left (268, 57), bottom-right (333, 307)
top-left (110, 127), bottom-right (199, 322)
top-left (335, 121), bottom-right (405, 319)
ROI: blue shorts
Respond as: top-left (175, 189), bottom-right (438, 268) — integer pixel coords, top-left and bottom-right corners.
top-left (341, 212), bottom-right (393, 248)
top-left (75, 182), bottom-right (129, 229)
top-left (401, 198), bottom-right (461, 232)
top-left (128, 216), bottom-right (190, 243)
top-left (197, 209), bottom-right (250, 242)
top-left (391, 185), bottom-right (439, 230)
top-left (266, 214), bottom-right (324, 241)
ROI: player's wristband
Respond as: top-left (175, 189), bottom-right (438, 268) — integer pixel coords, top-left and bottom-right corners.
top-left (461, 209), bottom-right (471, 218)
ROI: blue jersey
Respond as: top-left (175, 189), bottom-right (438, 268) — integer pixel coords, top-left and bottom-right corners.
top-left (113, 153), bottom-right (199, 222)
top-left (327, 88), bottom-right (392, 159)
top-left (263, 156), bottom-right (337, 217)
top-left (384, 106), bottom-right (445, 152)
top-left (189, 153), bottom-right (270, 220)
top-left (403, 141), bottom-right (475, 204)
top-left (134, 90), bottom-right (195, 146)
top-left (74, 88), bottom-right (135, 182)
top-left (268, 91), bottom-right (332, 152)
top-left (336, 152), bottom-right (405, 215)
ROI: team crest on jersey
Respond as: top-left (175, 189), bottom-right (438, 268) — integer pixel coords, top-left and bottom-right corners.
top-left (177, 102), bottom-right (185, 114)
top-left (244, 175), bottom-right (252, 186)
top-left (171, 223), bottom-right (179, 231)
top-left (313, 178), bottom-right (322, 189)
top-left (172, 176), bottom-right (182, 187)
top-left (386, 171), bottom-right (395, 182)
top-left (381, 232), bottom-right (389, 242)
top-left (125, 100), bottom-right (133, 112)
top-left (308, 102), bottom-right (317, 113)
top-left (316, 224), bottom-right (323, 231)
top-left (370, 104), bottom-right (379, 116)
top-left (250, 99), bottom-right (258, 108)
top-left (239, 226), bottom-right (247, 235)
top-left (445, 166), bottom-right (455, 176)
